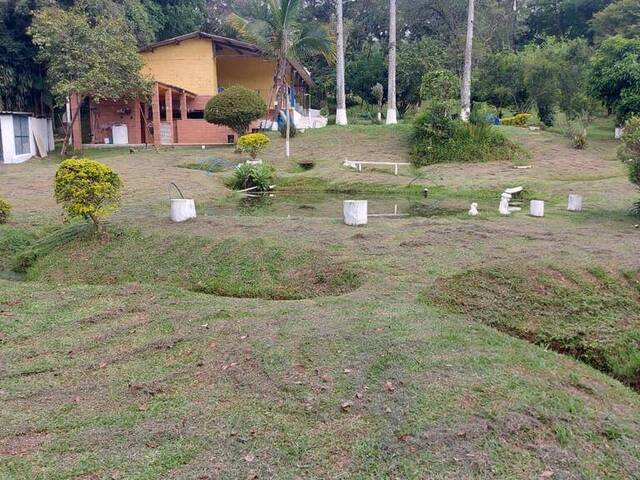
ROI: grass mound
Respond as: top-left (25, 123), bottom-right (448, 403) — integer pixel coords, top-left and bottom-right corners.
top-left (24, 230), bottom-right (359, 300)
top-left (410, 103), bottom-right (524, 166)
top-left (421, 265), bottom-right (640, 388)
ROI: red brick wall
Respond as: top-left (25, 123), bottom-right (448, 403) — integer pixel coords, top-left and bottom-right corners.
top-left (176, 119), bottom-right (236, 144)
top-left (90, 99), bottom-right (141, 144)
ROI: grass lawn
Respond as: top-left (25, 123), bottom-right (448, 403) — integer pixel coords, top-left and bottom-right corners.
top-left (1, 124), bottom-right (639, 479)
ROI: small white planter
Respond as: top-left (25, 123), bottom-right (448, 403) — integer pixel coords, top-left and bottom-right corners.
top-left (343, 200), bottom-right (368, 226)
top-left (529, 200), bottom-right (545, 217)
top-left (171, 198), bottom-right (197, 222)
top-left (567, 194), bottom-right (583, 212)
top-left (615, 127), bottom-right (624, 140)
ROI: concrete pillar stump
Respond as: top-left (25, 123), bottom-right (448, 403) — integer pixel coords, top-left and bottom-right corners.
top-left (343, 200), bottom-right (368, 226)
top-left (529, 200), bottom-right (545, 217)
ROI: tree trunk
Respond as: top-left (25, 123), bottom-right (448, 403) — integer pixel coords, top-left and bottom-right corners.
top-left (285, 83), bottom-right (291, 158)
top-left (61, 97), bottom-right (82, 157)
top-left (386, 0), bottom-right (397, 125)
top-left (336, 0), bottom-right (348, 126)
top-left (460, 0), bottom-right (475, 122)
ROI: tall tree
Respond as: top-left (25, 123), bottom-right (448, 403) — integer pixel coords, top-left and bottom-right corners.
top-left (589, 35), bottom-right (640, 122)
top-left (230, 0), bottom-right (334, 157)
top-left (231, 0), bottom-right (334, 108)
top-left (521, 0), bottom-right (611, 42)
top-left (335, 0), bottom-right (348, 125)
top-left (30, 4), bottom-right (151, 155)
top-left (460, 0), bottom-right (475, 121)
top-left (0, 0), bottom-right (48, 113)
top-left (591, 0), bottom-right (640, 42)
top-left (386, 0), bottom-right (398, 124)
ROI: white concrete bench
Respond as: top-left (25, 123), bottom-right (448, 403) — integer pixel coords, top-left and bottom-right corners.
top-left (344, 159), bottom-right (411, 176)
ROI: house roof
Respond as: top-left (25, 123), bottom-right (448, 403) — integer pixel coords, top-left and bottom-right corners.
top-left (139, 31), bottom-right (314, 87)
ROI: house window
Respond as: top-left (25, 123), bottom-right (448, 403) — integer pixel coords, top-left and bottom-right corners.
top-left (13, 116), bottom-right (30, 155)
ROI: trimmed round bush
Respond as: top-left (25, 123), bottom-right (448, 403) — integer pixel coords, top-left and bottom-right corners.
top-left (54, 158), bottom-right (122, 230)
top-left (0, 197), bottom-right (11, 224)
top-left (204, 86), bottom-right (267, 136)
top-left (237, 133), bottom-right (270, 160)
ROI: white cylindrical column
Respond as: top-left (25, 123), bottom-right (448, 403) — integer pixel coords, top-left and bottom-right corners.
top-left (567, 194), bottom-right (583, 212)
top-left (529, 200), bottom-right (545, 217)
top-left (170, 198), bottom-right (197, 222)
top-left (343, 200), bottom-right (368, 226)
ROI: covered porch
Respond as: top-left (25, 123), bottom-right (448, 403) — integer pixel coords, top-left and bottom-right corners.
top-left (70, 82), bottom-right (239, 150)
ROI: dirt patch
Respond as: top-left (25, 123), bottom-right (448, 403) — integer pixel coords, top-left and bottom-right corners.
top-left (0, 432), bottom-right (49, 456)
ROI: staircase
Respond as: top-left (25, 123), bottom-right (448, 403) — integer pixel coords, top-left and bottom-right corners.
top-left (293, 107), bottom-right (328, 129)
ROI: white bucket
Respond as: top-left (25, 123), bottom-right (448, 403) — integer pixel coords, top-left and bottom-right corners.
top-left (170, 198), bottom-right (197, 222)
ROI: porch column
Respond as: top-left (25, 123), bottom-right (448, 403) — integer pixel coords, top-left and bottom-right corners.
top-left (180, 92), bottom-right (187, 120)
top-left (152, 83), bottom-right (161, 147)
top-left (165, 88), bottom-right (173, 143)
top-left (69, 93), bottom-right (82, 151)
top-left (131, 97), bottom-right (142, 144)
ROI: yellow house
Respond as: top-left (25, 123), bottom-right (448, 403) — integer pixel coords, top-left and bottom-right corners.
top-left (71, 31), bottom-right (314, 149)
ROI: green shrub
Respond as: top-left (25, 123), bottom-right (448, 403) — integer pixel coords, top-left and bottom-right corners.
top-left (204, 86), bottom-right (267, 135)
top-left (237, 133), bottom-right (270, 160)
top-left (410, 102), bottom-right (519, 167)
top-left (501, 113), bottom-right (531, 126)
top-left (419, 69), bottom-right (459, 102)
top-left (0, 197), bottom-right (11, 224)
top-left (562, 116), bottom-right (589, 149)
top-left (227, 163), bottom-right (274, 191)
top-left (54, 158), bottom-right (122, 230)
top-left (618, 116), bottom-right (640, 216)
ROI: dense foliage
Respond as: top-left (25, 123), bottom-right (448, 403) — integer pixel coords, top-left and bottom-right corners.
top-left (589, 36), bottom-right (640, 123)
top-left (420, 70), bottom-right (460, 103)
top-left (54, 158), bottom-right (122, 230)
top-left (0, 197), bottom-right (11, 224)
top-left (2, 0), bottom-right (639, 126)
top-left (204, 86), bottom-right (266, 135)
top-left (618, 116), bottom-right (640, 215)
top-left (0, 0), bottom-right (46, 113)
top-left (237, 133), bottom-right (270, 160)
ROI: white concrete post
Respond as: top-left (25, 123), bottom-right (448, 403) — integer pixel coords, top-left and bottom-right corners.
top-left (529, 200), bottom-right (545, 217)
top-left (567, 194), bottom-right (583, 212)
top-left (171, 199), bottom-right (197, 222)
top-left (343, 200), bottom-right (368, 226)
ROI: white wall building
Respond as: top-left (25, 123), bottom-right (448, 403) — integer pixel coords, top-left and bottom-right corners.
top-left (0, 112), bottom-right (55, 164)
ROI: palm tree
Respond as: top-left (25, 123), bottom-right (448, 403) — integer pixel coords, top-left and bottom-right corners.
top-left (231, 1), bottom-right (335, 156)
top-left (460, 0), bottom-right (475, 122)
top-left (386, 0), bottom-right (397, 125)
top-left (335, 0), bottom-right (348, 126)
